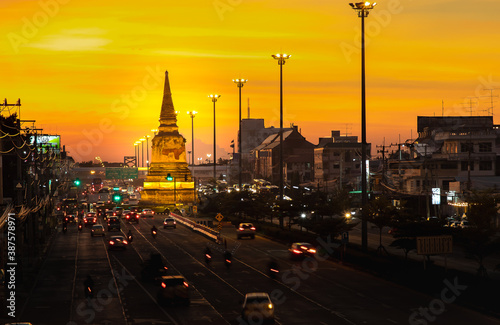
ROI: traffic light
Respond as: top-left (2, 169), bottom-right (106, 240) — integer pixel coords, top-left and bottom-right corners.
top-left (74, 178), bottom-right (81, 186)
top-left (166, 173), bottom-right (173, 181)
top-left (113, 194), bottom-right (121, 202)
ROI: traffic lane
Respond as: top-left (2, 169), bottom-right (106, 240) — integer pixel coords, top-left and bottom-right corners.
top-left (72, 224), bottom-right (128, 325)
top-left (140, 218), bottom-right (355, 325)
top-left (219, 226), bottom-right (500, 325)
top-left (18, 225), bottom-right (78, 324)
top-left (118, 219), bottom-right (229, 325)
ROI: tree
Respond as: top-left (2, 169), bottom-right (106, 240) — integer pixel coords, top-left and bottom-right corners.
top-left (459, 190), bottom-right (500, 278)
top-left (365, 196), bottom-right (397, 254)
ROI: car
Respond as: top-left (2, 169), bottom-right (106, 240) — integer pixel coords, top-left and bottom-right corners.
top-left (289, 242), bottom-right (316, 259)
top-left (108, 235), bottom-right (128, 250)
top-left (96, 201), bottom-right (105, 207)
top-left (91, 224), bottom-right (105, 237)
top-left (163, 217), bottom-right (176, 229)
top-left (104, 210), bottom-right (114, 221)
top-left (130, 206), bottom-right (141, 213)
top-left (83, 213), bottom-right (97, 227)
top-left (241, 292), bottom-right (274, 323)
top-left (64, 214), bottom-right (76, 223)
top-left (113, 206), bottom-right (124, 217)
top-left (157, 275), bottom-right (190, 306)
top-left (237, 223), bottom-right (256, 239)
top-left (122, 210), bottom-right (131, 219)
top-left (460, 220), bottom-right (470, 228)
top-left (107, 216), bottom-right (121, 232)
top-left (125, 211), bottom-right (140, 223)
top-left (142, 208), bottom-right (155, 218)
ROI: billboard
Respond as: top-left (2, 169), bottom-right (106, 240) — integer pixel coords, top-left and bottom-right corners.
top-left (29, 135), bottom-right (61, 153)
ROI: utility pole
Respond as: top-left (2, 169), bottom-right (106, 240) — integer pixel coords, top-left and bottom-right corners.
top-left (376, 140), bottom-right (389, 184)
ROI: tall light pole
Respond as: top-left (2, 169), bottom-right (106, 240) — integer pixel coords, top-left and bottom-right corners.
top-left (209, 94), bottom-right (221, 181)
top-left (134, 141), bottom-right (141, 167)
top-left (134, 142), bottom-right (139, 167)
top-left (272, 53), bottom-right (290, 229)
top-left (140, 138), bottom-right (146, 167)
top-left (145, 135), bottom-right (150, 170)
top-left (187, 111), bottom-right (197, 166)
top-left (349, 1), bottom-right (376, 251)
top-left (233, 78), bottom-right (247, 191)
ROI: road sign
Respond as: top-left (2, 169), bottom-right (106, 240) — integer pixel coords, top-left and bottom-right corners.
top-left (105, 168), bottom-right (138, 179)
top-left (417, 235), bottom-right (453, 255)
top-left (215, 213), bottom-right (224, 222)
top-left (341, 231), bottom-right (349, 244)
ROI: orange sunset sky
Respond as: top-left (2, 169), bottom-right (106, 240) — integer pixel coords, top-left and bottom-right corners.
top-left (1, 0), bottom-right (500, 163)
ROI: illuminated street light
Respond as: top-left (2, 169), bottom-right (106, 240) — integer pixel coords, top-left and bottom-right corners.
top-left (187, 111), bottom-right (198, 166)
top-left (134, 142), bottom-right (140, 167)
top-left (272, 53), bottom-right (291, 229)
top-left (209, 94), bottom-right (221, 180)
top-left (140, 138), bottom-right (146, 168)
top-left (145, 135), bottom-right (151, 171)
top-left (349, 1), bottom-right (376, 251)
top-left (233, 78), bottom-right (247, 191)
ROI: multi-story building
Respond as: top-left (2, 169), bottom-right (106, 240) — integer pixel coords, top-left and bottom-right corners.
top-left (251, 125), bottom-right (314, 185)
top-left (314, 130), bottom-right (370, 191)
top-left (385, 116), bottom-right (500, 195)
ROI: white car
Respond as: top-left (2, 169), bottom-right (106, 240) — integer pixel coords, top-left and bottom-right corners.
top-left (91, 224), bottom-right (105, 237)
top-left (142, 208), bottom-right (155, 218)
top-left (241, 292), bottom-right (274, 323)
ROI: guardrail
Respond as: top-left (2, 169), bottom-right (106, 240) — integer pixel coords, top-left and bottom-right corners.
top-left (169, 213), bottom-right (219, 242)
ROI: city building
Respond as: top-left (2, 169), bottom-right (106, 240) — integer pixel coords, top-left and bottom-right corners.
top-left (251, 125), bottom-right (314, 185)
top-left (314, 130), bottom-right (370, 191)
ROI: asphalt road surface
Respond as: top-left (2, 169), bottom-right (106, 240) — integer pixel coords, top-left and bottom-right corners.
top-left (10, 214), bottom-right (500, 325)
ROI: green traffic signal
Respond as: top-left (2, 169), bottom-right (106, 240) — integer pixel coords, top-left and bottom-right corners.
top-left (166, 173), bottom-right (173, 181)
top-left (113, 194), bottom-right (121, 202)
top-left (74, 178), bottom-right (81, 186)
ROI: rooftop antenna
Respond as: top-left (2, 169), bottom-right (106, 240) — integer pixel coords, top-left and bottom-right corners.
top-left (481, 88), bottom-right (498, 116)
top-left (442, 100), bottom-right (444, 117)
top-left (462, 97), bottom-right (478, 116)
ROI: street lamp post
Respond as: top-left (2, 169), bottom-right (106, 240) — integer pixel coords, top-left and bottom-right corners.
top-left (187, 111), bottom-right (197, 166)
top-left (134, 141), bottom-right (141, 167)
top-left (140, 138), bottom-right (146, 167)
top-left (272, 53), bottom-right (291, 229)
top-left (134, 142), bottom-right (139, 167)
top-left (145, 135), bottom-right (150, 170)
top-left (349, 1), bottom-right (376, 251)
top-left (233, 78), bottom-right (247, 191)
top-left (209, 94), bottom-right (221, 181)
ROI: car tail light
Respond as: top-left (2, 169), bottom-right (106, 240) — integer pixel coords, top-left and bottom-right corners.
top-left (109, 241), bottom-right (114, 245)
top-left (239, 227), bottom-right (244, 231)
top-left (308, 248), bottom-right (316, 253)
top-left (152, 211), bottom-right (154, 214)
top-left (164, 266), bottom-right (168, 270)
top-left (250, 227), bottom-right (256, 231)
top-left (173, 221), bottom-right (176, 224)
top-left (183, 281), bottom-right (189, 287)
top-left (292, 249), bottom-right (302, 254)
top-left (123, 240), bottom-right (128, 244)
top-left (93, 218), bottom-right (96, 222)
top-left (161, 282), bottom-right (166, 288)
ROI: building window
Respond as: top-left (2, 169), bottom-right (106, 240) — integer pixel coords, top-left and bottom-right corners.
top-left (479, 161), bottom-right (492, 171)
top-left (461, 161), bottom-right (474, 171)
top-left (333, 164), bottom-right (340, 169)
top-left (333, 152), bottom-right (340, 156)
top-left (479, 142), bottom-right (492, 152)
top-left (416, 180), bottom-right (420, 188)
top-left (442, 180), bottom-right (450, 191)
top-left (461, 143), bottom-right (473, 153)
top-left (441, 162), bottom-right (457, 170)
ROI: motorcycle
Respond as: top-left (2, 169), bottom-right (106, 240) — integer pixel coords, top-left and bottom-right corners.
top-left (151, 229), bottom-right (157, 239)
top-left (78, 223), bottom-right (83, 232)
top-left (205, 253), bottom-right (212, 265)
top-left (224, 252), bottom-right (232, 269)
top-left (85, 286), bottom-right (93, 299)
top-left (62, 224), bottom-right (68, 234)
top-left (127, 233), bottom-right (134, 243)
top-left (268, 262), bottom-right (280, 279)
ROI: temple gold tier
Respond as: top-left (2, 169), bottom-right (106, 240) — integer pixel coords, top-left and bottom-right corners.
top-left (140, 70), bottom-right (195, 205)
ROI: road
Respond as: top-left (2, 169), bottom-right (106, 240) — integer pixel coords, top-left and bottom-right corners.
top-left (10, 214), bottom-right (500, 325)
